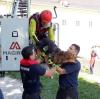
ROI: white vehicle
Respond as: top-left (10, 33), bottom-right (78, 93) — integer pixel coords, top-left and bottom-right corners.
top-left (0, 0), bottom-right (100, 73)
top-left (0, 0), bottom-right (29, 72)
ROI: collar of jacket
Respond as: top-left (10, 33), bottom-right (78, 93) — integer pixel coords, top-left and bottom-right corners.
top-left (20, 59), bottom-right (39, 66)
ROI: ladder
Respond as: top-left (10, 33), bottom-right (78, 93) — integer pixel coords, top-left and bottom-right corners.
top-left (12, 0), bottom-right (29, 17)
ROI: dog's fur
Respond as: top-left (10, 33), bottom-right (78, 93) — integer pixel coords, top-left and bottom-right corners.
top-left (53, 51), bottom-right (76, 64)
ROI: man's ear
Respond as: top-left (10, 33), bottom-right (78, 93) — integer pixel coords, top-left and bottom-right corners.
top-left (29, 55), bottom-right (32, 59)
top-left (29, 54), bottom-right (35, 60)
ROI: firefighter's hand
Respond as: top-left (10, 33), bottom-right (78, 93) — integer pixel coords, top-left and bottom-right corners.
top-left (44, 67), bottom-right (56, 77)
top-left (56, 67), bottom-right (66, 74)
top-left (56, 67), bottom-right (62, 73)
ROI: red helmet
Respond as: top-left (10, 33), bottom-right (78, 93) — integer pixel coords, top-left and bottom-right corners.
top-left (40, 10), bottom-right (52, 23)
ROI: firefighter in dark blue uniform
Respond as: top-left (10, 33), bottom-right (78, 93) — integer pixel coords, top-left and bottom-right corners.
top-left (20, 46), bottom-right (56, 99)
top-left (56, 44), bottom-right (81, 99)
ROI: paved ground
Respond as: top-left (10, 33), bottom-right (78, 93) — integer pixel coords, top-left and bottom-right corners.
top-left (0, 77), bottom-right (23, 99)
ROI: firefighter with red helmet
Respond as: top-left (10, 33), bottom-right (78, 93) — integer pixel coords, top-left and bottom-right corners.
top-left (29, 10), bottom-right (55, 45)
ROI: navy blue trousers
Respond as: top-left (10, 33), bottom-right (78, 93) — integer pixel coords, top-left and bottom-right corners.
top-left (56, 87), bottom-right (78, 99)
top-left (0, 89), bottom-right (4, 99)
top-left (22, 91), bottom-right (41, 99)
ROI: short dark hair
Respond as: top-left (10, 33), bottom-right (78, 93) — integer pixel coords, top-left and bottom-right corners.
top-left (72, 44), bottom-right (80, 54)
top-left (21, 45), bottom-right (35, 59)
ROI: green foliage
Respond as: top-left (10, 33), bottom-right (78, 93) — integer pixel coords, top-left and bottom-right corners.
top-left (41, 75), bottom-right (100, 99)
top-left (7, 72), bottom-right (100, 99)
top-left (41, 74), bottom-right (59, 99)
top-left (6, 71), bottom-right (21, 79)
top-left (79, 78), bottom-right (100, 99)
top-left (81, 65), bottom-right (89, 73)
